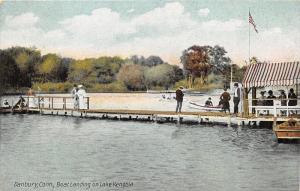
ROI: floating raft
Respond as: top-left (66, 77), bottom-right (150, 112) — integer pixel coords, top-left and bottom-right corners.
top-left (274, 119), bottom-right (300, 140)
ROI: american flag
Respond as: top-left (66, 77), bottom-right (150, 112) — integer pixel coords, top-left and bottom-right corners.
top-left (249, 12), bottom-right (258, 33)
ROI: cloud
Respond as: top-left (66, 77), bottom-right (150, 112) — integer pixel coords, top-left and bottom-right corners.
top-left (132, 2), bottom-right (196, 34)
top-left (202, 19), bottom-right (245, 32)
top-left (4, 12), bottom-right (39, 28)
top-left (0, 2), bottom-right (299, 65)
top-left (127, 8), bottom-right (134, 13)
top-left (198, 8), bottom-right (210, 17)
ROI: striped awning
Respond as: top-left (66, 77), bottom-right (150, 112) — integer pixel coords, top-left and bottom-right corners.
top-left (243, 61), bottom-right (300, 88)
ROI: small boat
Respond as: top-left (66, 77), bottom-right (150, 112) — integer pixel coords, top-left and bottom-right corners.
top-left (0, 107), bottom-right (12, 114)
top-left (274, 119), bottom-right (300, 141)
top-left (189, 101), bottom-right (223, 111)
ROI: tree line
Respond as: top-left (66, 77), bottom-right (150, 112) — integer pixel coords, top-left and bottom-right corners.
top-left (0, 45), bottom-right (246, 93)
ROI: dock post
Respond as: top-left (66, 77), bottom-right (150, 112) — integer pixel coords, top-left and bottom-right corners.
top-left (63, 98), bottom-right (66, 110)
top-left (48, 97), bottom-right (51, 109)
top-left (177, 114), bottom-right (181, 124)
top-left (197, 115), bottom-right (201, 124)
top-left (227, 116), bottom-right (231, 127)
top-left (272, 117), bottom-right (277, 131)
top-left (87, 97), bottom-right (90, 110)
top-left (38, 96), bottom-right (40, 111)
top-left (27, 96), bottom-right (29, 112)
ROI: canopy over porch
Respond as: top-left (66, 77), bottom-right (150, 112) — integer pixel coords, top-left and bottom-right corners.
top-left (243, 61), bottom-right (300, 88)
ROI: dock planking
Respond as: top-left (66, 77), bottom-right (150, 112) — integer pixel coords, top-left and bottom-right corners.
top-left (1, 95), bottom-right (299, 126)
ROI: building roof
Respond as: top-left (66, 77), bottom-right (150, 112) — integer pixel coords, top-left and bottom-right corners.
top-left (243, 61), bottom-right (300, 88)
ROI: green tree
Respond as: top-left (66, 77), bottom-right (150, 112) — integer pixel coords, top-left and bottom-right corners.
top-left (208, 45), bottom-right (231, 74)
top-left (117, 64), bottom-right (145, 90)
top-left (68, 58), bottom-right (94, 83)
top-left (92, 56), bottom-right (124, 83)
top-left (0, 50), bottom-right (20, 93)
top-left (6, 46), bottom-right (41, 87)
top-left (144, 64), bottom-right (184, 90)
top-left (38, 54), bottom-right (63, 82)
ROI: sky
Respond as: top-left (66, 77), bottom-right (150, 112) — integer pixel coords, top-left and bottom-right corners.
top-left (0, 0), bottom-right (299, 66)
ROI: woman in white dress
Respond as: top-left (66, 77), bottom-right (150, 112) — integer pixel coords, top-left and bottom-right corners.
top-left (77, 85), bottom-right (86, 109)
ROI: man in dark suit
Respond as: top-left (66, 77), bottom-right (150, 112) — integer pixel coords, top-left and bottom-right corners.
top-left (175, 86), bottom-right (184, 113)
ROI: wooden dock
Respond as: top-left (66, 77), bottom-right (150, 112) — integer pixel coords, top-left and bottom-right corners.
top-left (1, 95), bottom-right (299, 126)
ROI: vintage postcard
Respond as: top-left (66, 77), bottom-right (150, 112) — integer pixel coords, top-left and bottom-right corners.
top-left (0, 1), bottom-right (299, 191)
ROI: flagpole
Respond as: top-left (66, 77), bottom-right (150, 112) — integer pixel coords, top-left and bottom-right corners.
top-left (248, 8), bottom-right (250, 65)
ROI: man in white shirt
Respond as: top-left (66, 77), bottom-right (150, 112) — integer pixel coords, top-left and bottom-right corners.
top-left (233, 83), bottom-right (241, 114)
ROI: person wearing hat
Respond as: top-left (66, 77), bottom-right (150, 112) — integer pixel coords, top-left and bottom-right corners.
top-left (257, 91), bottom-right (266, 106)
top-left (205, 97), bottom-right (213, 107)
top-left (288, 88), bottom-right (297, 106)
top-left (233, 82), bottom-right (241, 114)
top-left (266, 90), bottom-right (276, 106)
top-left (77, 85), bottom-right (87, 109)
top-left (279, 90), bottom-right (287, 115)
top-left (175, 86), bottom-right (184, 113)
top-left (288, 88), bottom-right (297, 114)
top-left (220, 88), bottom-right (231, 113)
top-left (71, 84), bottom-right (79, 109)
top-left (278, 90), bottom-right (287, 106)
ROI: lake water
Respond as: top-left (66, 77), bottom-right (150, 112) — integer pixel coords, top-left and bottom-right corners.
top-left (0, 115), bottom-right (299, 191)
top-left (0, 93), bottom-right (299, 191)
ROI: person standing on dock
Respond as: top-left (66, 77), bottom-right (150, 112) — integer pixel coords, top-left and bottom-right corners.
top-left (71, 84), bottom-right (79, 109)
top-left (220, 88), bottom-right (231, 113)
top-left (175, 86), bottom-right (184, 113)
top-left (233, 83), bottom-right (241, 115)
top-left (77, 85), bottom-right (87, 109)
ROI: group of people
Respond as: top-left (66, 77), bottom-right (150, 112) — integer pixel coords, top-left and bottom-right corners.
top-left (71, 84), bottom-right (87, 109)
top-left (258, 88), bottom-right (297, 115)
top-left (175, 83), bottom-right (242, 115)
top-left (175, 83), bottom-right (242, 114)
top-left (217, 83), bottom-right (241, 115)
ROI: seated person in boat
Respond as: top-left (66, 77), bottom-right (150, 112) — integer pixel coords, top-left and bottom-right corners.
top-left (205, 97), bottom-right (213, 107)
top-left (2, 99), bottom-right (11, 108)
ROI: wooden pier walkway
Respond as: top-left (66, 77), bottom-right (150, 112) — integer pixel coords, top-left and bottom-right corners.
top-left (1, 95), bottom-right (299, 126)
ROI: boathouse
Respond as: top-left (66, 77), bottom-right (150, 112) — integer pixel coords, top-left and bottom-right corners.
top-left (242, 61), bottom-right (300, 117)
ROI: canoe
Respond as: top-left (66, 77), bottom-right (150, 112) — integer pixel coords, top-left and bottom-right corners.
top-left (274, 119), bottom-right (300, 140)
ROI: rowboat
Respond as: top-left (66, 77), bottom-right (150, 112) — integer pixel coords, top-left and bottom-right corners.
top-left (274, 119), bottom-right (300, 141)
top-left (189, 101), bottom-right (223, 111)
